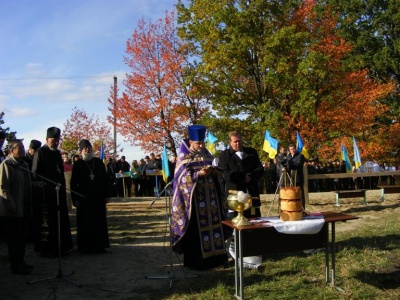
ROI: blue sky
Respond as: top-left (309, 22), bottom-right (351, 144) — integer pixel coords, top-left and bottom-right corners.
top-left (0, 0), bottom-right (178, 161)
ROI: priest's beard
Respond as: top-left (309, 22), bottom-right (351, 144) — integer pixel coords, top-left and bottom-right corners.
top-left (82, 152), bottom-right (94, 161)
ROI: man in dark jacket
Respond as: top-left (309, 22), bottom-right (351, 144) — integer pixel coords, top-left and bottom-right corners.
top-left (286, 143), bottom-right (306, 208)
top-left (218, 131), bottom-right (264, 217)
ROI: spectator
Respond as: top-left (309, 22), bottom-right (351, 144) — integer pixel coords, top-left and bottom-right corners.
top-left (130, 160), bottom-right (141, 197)
top-left (218, 131), bottom-right (264, 217)
top-left (24, 139), bottom-right (42, 170)
top-left (138, 158), bottom-right (148, 196)
top-left (23, 139), bottom-right (42, 241)
top-left (106, 157), bottom-right (118, 197)
top-left (147, 153), bottom-right (161, 196)
top-left (115, 156), bottom-right (131, 197)
top-left (286, 143), bottom-right (305, 209)
top-left (0, 139), bottom-right (33, 274)
top-left (0, 131), bottom-right (6, 164)
top-left (275, 146), bottom-right (287, 188)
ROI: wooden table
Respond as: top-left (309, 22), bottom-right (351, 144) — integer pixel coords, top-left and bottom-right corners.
top-left (222, 212), bottom-right (359, 300)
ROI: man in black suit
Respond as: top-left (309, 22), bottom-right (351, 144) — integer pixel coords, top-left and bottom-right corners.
top-left (286, 143), bottom-right (306, 208)
top-left (218, 131), bottom-right (264, 217)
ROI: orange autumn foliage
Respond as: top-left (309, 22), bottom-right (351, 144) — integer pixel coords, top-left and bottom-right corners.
top-left (108, 11), bottom-right (207, 156)
top-left (279, 0), bottom-right (395, 162)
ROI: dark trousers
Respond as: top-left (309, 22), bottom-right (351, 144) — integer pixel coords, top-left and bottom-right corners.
top-left (131, 178), bottom-right (140, 196)
top-left (1, 217), bottom-right (27, 271)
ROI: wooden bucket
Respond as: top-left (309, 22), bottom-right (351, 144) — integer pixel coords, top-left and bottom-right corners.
top-left (279, 187), bottom-right (303, 221)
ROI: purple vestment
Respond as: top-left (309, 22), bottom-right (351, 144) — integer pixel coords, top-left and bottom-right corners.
top-left (171, 139), bottom-right (227, 261)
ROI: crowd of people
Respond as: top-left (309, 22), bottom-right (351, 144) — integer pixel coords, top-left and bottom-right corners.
top-left (105, 152), bottom-right (175, 198)
top-left (260, 150), bottom-right (399, 195)
top-left (0, 127), bottom-right (110, 275)
top-left (0, 125), bottom-right (183, 275)
top-left (1, 124), bottom-right (398, 275)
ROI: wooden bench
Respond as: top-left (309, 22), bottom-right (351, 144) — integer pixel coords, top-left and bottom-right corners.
top-left (333, 189), bottom-right (367, 206)
top-left (377, 185), bottom-right (400, 201)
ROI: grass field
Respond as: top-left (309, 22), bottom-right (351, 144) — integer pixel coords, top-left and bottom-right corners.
top-left (160, 191), bottom-right (400, 300)
top-left (1, 190), bottom-right (399, 300)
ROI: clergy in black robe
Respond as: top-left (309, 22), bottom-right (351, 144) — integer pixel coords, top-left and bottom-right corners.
top-left (70, 139), bottom-right (110, 254)
top-left (31, 127), bottom-right (73, 256)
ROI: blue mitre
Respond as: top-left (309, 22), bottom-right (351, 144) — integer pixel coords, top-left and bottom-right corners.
top-left (188, 125), bottom-right (206, 141)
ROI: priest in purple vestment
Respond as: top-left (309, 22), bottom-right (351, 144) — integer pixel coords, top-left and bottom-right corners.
top-left (171, 125), bottom-right (228, 270)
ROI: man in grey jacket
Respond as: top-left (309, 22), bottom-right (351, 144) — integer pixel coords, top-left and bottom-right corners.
top-left (0, 139), bottom-right (33, 274)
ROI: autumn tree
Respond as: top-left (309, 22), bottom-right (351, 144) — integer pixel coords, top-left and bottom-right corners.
top-left (177, 0), bottom-right (394, 161)
top-left (328, 0), bottom-right (400, 155)
top-left (0, 111), bottom-right (17, 142)
top-left (109, 11), bottom-right (208, 157)
top-left (61, 107), bottom-right (120, 157)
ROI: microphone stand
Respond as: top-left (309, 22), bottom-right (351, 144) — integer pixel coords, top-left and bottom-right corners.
top-left (28, 182), bottom-right (81, 287)
top-left (10, 163), bottom-right (85, 287)
top-left (146, 153), bottom-right (200, 288)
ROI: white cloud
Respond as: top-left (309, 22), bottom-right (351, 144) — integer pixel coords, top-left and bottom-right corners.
top-left (7, 107), bottom-right (36, 117)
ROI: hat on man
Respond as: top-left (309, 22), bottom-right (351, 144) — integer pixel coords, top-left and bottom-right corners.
top-left (46, 127), bottom-right (61, 138)
top-left (145, 155), bottom-right (150, 159)
top-left (188, 125), bottom-right (207, 141)
top-left (78, 139), bottom-right (92, 152)
top-left (29, 139), bottom-right (42, 151)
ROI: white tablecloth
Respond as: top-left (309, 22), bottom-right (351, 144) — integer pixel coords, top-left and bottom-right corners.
top-left (249, 214), bottom-right (324, 234)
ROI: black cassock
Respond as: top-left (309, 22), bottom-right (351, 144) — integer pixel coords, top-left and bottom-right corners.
top-left (70, 157), bottom-right (110, 253)
top-left (32, 145), bottom-right (73, 255)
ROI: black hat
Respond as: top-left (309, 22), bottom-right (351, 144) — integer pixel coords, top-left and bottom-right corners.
top-left (0, 131), bottom-right (5, 139)
top-left (78, 139), bottom-right (92, 152)
top-left (29, 139), bottom-right (42, 150)
top-left (46, 127), bottom-right (61, 138)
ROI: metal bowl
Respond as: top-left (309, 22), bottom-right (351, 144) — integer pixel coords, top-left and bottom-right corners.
top-left (227, 192), bottom-right (252, 226)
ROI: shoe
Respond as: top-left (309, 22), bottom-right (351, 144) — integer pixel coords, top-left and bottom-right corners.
top-left (11, 266), bottom-right (32, 275)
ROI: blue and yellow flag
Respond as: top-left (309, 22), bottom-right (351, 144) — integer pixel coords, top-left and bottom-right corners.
top-left (100, 143), bottom-right (107, 169)
top-left (262, 130), bottom-right (278, 159)
top-left (296, 131), bottom-right (310, 160)
top-left (161, 142), bottom-right (170, 183)
top-left (353, 137), bottom-right (361, 169)
top-left (205, 131), bottom-right (218, 155)
top-left (341, 145), bottom-right (352, 173)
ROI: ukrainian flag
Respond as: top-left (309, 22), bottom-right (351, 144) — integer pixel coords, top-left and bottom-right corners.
top-left (341, 145), bottom-right (352, 173)
top-left (353, 137), bottom-right (361, 169)
top-left (100, 143), bottom-right (106, 169)
top-left (263, 130), bottom-right (278, 159)
top-left (161, 142), bottom-right (170, 183)
top-left (205, 132), bottom-right (218, 155)
top-left (296, 131), bottom-right (309, 160)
